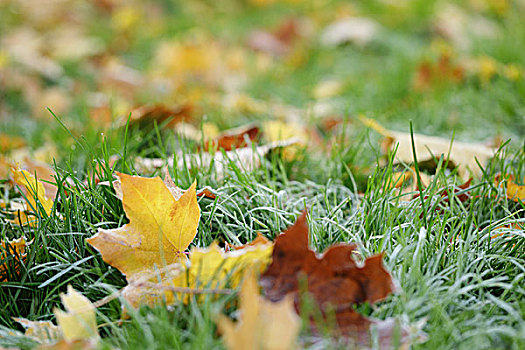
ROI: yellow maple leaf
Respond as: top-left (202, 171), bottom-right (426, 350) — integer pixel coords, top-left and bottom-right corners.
top-left (217, 270), bottom-right (300, 350)
top-left (87, 172), bottom-right (200, 279)
top-left (121, 235), bottom-right (273, 308)
top-left (53, 286), bottom-right (98, 342)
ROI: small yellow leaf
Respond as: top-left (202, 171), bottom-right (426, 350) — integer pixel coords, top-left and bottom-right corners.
top-left (217, 270), bottom-right (300, 350)
top-left (87, 173), bottom-right (200, 279)
top-left (188, 239), bottom-right (273, 289)
top-left (496, 175), bottom-right (525, 202)
top-left (53, 286), bottom-right (98, 342)
top-left (12, 167), bottom-right (54, 216)
top-left (121, 235), bottom-right (273, 308)
top-left (262, 120), bottom-right (307, 144)
top-left (0, 237), bottom-right (29, 282)
top-left (261, 121), bottom-right (307, 161)
top-left (312, 79), bottom-right (343, 100)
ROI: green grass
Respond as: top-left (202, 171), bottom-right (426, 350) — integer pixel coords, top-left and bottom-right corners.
top-left (1, 0), bottom-right (525, 349)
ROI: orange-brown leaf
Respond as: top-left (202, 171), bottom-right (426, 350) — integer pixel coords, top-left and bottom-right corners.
top-left (202, 125), bottom-right (260, 152)
top-left (196, 188), bottom-right (217, 200)
top-left (413, 54), bottom-right (465, 91)
top-left (225, 233), bottom-right (270, 251)
top-left (495, 174), bottom-right (525, 202)
top-left (128, 104), bottom-right (193, 128)
top-left (0, 134), bottom-right (26, 153)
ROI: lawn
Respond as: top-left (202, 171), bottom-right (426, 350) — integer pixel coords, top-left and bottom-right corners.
top-left (1, 0), bottom-right (524, 349)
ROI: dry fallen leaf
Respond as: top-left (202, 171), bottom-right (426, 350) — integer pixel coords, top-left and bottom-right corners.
top-left (148, 37), bottom-right (247, 94)
top-left (187, 240), bottom-right (273, 290)
top-left (0, 237), bottom-right (29, 282)
top-left (413, 54), bottom-right (465, 91)
top-left (0, 134), bottom-right (26, 153)
top-left (0, 156), bottom-right (10, 179)
top-left (11, 167), bottom-right (54, 226)
top-left (225, 233), bottom-right (269, 251)
top-left (121, 235), bottom-right (273, 308)
top-left (433, 3), bottom-right (499, 50)
top-left (0, 151), bottom-right (58, 198)
top-left (13, 287), bottom-right (98, 349)
top-left (87, 173), bottom-right (200, 279)
top-left (262, 120), bottom-right (308, 144)
top-left (383, 168), bottom-right (434, 196)
top-left (312, 79), bottom-right (343, 100)
top-left (260, 213), bottom-right (403, 347)
top-left (320, 17), bottom-right (379, 46)
top-left (202, 125), bottom-right (260, 152)
top-left (495, 174), bottom-right (525, 202)
top-left (359, 115), bottom-right (495, 179)
top-left (54, 286), bottom-right (99, 342)
top-left (36, 339), bottom-right (98, 350)
top-left (21, 157), bottom-right (58, 199)
top-left (490, 222), bottom-right (523, 240)
top-left (196, 188), bottom-right (217, 200)
top-left (123, 104), bottom-right (193, 128)
top-left (247, 18), bottom-right (302, 56)
top-left (12, 168), bottom-right (54, 214)
top-left (134, 138), bottom-right (300, 180)
top-left (412, 178), bottom-right (473, 216)
top-left (13, 318), bottom-right (60, 345)
top-left (217, 270), bottom-right (300, 350)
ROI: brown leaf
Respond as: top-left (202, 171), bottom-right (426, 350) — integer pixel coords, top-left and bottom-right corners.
top-left (260, 213), bottom-right (399, 345)
top-left (412, 178), bottom-right (473, 216)
top-left (413, 54), bottom-right (465, 91)
top-left (247, 18), bottom-right (302, 56)
top-left (125, 104), bottom-right (193, 128)
top-left (412, 178), bottom-right (472, 200)
top-left (196, 188), bottom-right (217, 200)
top-left (202, 125), bottom-right (260, 152)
